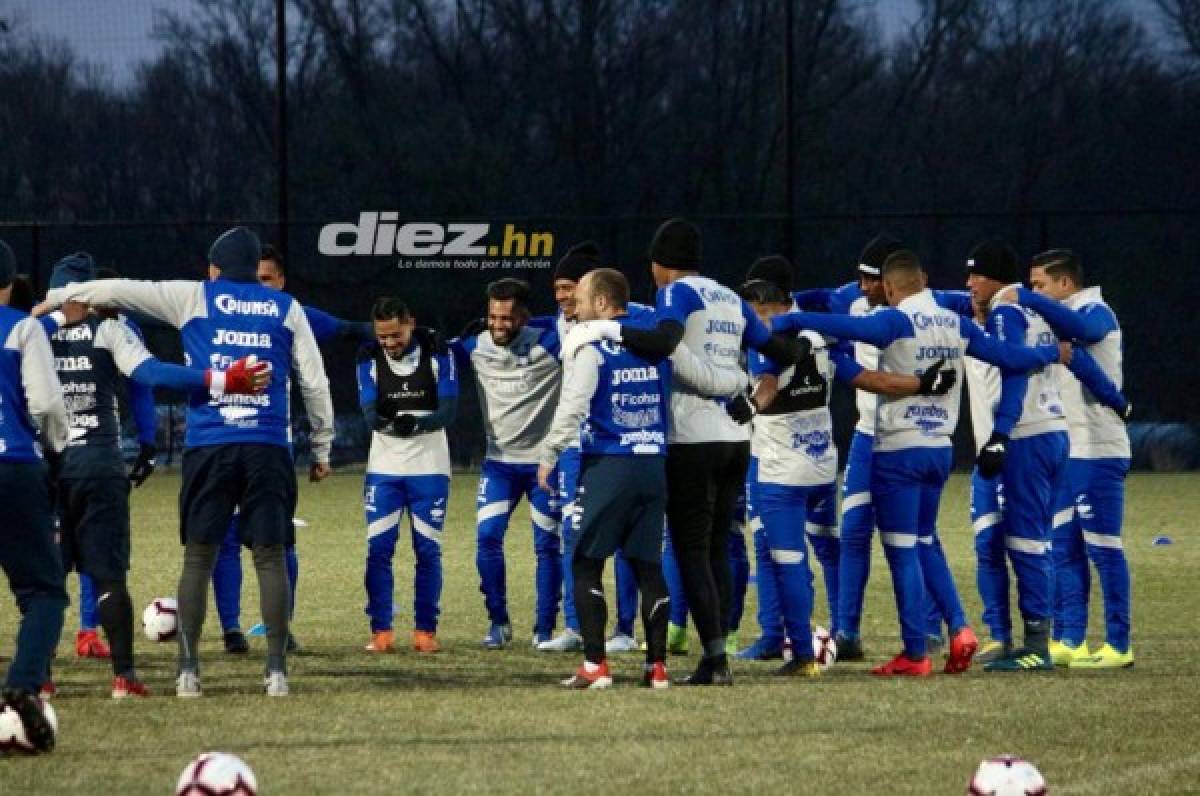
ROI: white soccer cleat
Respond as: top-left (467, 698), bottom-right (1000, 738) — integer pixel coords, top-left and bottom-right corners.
top-left (537, 629), bottom-right (584, 652)
top-left (605, 633), bottom-right (639, 654)
top-left (264, 670), bottom-right (289, 697)
top-left (175, 671), bottom-right (201, 698)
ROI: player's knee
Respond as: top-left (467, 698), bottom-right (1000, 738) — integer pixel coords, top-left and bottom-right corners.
top-left (533, 530), bottom-right (561, 557)
top-left (476, 520), bottom-right (507, 550)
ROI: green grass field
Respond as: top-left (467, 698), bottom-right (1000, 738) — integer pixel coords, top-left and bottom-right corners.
top-left (1, 471), bottom-right (1198, 794)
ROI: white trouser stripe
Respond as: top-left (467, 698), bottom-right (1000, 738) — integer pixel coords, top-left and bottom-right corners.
top-left (1083, 531), bottom-right (1124, 550)
top-left (1005, 536), bottom-right (1051, 555)
top-left (412, 516), bottom-right (442, 544)
top-left (530, 506), bottom-right (560, 534)
top-left (749, 516), bottom-right (764, 533)
top-left (1053, 508), bottom-right (1075, 529)
top-left (770, 549), bottom-right (806, 564)
top-left (918, 535), bottom-right (934, 545)
top-left (476, 500), bottom-right (512, 524)
top-left (973, 512), bottom-right (1001, 535)
top-left (842, 492), bottom-right (871, 513)
top-left (881, 532), bottom-right (917, 548)
top-left (805, 522), bottom-right (839, 538)
top-left (367, 510), bottom-right (402, 540)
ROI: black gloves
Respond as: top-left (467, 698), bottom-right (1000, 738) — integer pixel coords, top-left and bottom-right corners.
top-left (917, 358), bottom-right (957, 396)
top-left (129, 443), bottom-right (158, 487)
top-left (726, 392), bottom-right (757, 425)
top-left (976, 432), bottom-right (1009, 479)
top-left (391, 413), bottom-right (419, 437)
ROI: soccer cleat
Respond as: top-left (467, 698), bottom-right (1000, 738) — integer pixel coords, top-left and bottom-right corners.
top-left (1069, 643), bottom-right (1134, 669)
top-left (223, 629), bottom-right (250, 654)
top-left (976, 638), bottom-right (1012, 665)
top-left (412, 630), bottom-right (441, 654)
top-left (1049, 639), bottom-right (1090, 666)
top-left (112, 676), bottom-right (150, 699)
top-left (39, 681), bottom-right (56, 700)
top-left (2, 689), bottom-right (55, 753)
top-left (870, 653), bottom-right (933, 677)
top-left (641, 662), bottom-right (670, 689)
top-left (982, 647), bottom-right (1054, 672)
top-left (944, 626), bottom-right (979, 674)
top-left (605, 633), bottom-right (639, 654)
top-left (724, 633), bottom-right (739, 657)
top-left (676, 659), bottom-right (734, 686)
top-left (834, 634), bottom-right (865, 662)
top-left (364, 630), bottom-right (395, 653)
top-left (735, 636), bottom-right (786, 661)
top-left (483, 623), bottom-right (513, 650)
top-left (776, 657), bottom-right (822, 678)
top-left (537, 629), bottom-right (583, 652)
top-left (75, 629), bottom-right (111, 659)
top-left (561, 661), bottom-right (613, 690)
top-left (531, 632), bottom-right (552, 649)
top-left (264, 670), bottom-right (289, 697)
top-left (175, 671), bottom-right (202, 698)
top-left (666, 622), bottom-right (689, 656)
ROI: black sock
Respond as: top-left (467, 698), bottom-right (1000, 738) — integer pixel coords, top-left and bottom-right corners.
top-left (572, 556), bottom-right (607, 665)
top-left (95, 580), bottom-right (135, 678)
top-left (632, 559), bottom-right (669, 665)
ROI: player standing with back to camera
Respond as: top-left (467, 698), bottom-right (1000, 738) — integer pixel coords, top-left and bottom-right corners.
top-left (0, 239), bottom-right (68, 752)
top-left (38, 226), bottom-right (335, 698)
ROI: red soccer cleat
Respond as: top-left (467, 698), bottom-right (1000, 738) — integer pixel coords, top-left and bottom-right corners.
top-left (561, 660), bottom-right (613, 689)
top-left (76, 629), bottom-right (111, 659)
top-left (641, 661), bottom-right (670, 690)
top-left (871, 652), bottom-right (933, 677)
top-left (945, 626), bottom-right (979, 674)
top-left (111, 676), bottom-right (151, 699)
top-left (39, 680), bottom-right (56, 699)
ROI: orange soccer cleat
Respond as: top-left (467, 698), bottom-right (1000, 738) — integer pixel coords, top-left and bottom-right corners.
top-left (412, 630), bottom-right (441, 654)
top-left (944, 626), bottom-right (979, 674)
top-left (364, 630), bottom-right (395, 653)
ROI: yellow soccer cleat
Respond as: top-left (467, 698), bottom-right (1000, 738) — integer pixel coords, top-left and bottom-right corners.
top-left (1070, 643), bottom-right (1133, 669)
top-left (1049, 639), bottom-right (1089, 666)
top-left (666, 622), bottom-right (689, 656)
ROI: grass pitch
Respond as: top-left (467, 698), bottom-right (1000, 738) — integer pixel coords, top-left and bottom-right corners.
top-left (1, 471), bottom-right (1198, 794)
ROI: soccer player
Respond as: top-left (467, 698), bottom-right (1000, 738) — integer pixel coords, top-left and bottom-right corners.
top-left (39, 226), bottom-right (335, 697)
top-left (773, 250), bottom-right (1065, 676)
top-left (214, 244), bottom-right (372, 655)
top-left (539, 243), bottom-right (641, 654)
top-left (1014, 249), bottom-right (1133, 668)
top-left (357, 297), bottom-right (457, 653)
top-left (732, 276), bottom-right (956, 675)
top-left (0, 239), bottom-right (69, 751)
top-left (451, 278), bottom-right (564, 649)
top-left (565, 218), bottom-right (811, 685)
top-left (40, 252), bottom-right (269, 698)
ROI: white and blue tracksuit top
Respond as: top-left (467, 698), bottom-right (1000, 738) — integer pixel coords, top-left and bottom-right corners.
top-left (0, 306), bottom-right (69, 462)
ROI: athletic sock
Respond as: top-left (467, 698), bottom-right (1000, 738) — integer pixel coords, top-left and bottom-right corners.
top-left (253, 544), bottom-right (289, 673)
top-left (573, 556), bottom-right (607, 665)
top-left (178, 543), bottom-right (220, 672)
top-left (95, 580), bottom-right (135, 677)
top-left (632, 559), bottom-right (669, 664)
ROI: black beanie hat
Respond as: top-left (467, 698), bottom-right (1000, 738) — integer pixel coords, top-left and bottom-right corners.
top-left (648, 218), bottom-right (701, 270)
top-left (966, 240), bottom-right (1022, 285)
top-left (49, 252), bottom-right (97, 289)
top-left (208, 226), bottom-right (262, 283)
top-left (746, 255), bottom-right (794, 295)
top-left (0, 239), bottom-right (15, 289)
top-left (553, 240), bottom-right (602, 283)
top-left (858, 234), bottom-right (904, 278)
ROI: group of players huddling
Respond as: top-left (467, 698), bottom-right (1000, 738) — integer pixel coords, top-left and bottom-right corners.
top-left (0, 216), bottom-right (1133, 746)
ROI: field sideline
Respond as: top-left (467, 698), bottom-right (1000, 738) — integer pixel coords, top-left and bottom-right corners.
top-left (1, 471), bottom-right (1197, 794)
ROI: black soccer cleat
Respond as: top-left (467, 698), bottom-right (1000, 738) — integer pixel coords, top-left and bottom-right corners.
top-left (223, 629), bottom-right (249, 654)
top-left (675, 658), bottom-right (734, 687)
top-left (834, 633), bottom-right (864, 662)
top-left (3, 688), bottom-right (55, 753)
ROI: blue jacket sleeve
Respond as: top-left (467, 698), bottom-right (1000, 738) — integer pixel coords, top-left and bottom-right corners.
top-left (990, 306), bottom-right (1030, 437)
top-left (129, 360), bottom-right (209, 391)
top-left (831, 349), bottom-right (864, 385)
top-left (435, 350), bottom-right (458, 398)
top-left (304, 305), bottom-right (373, 345)
top-left (740, 300), bottom-right (772, 350)
top-left (40, 315), bottom-right (60, 336)
top-left (961, 316), bottom-right (1059, 372)
top-left (772, 309), bottom-right (908, 349)
top-left (1067, 347), bottom-right (1128, 415)
top-left (414, 396), bottom-right (457, 433)
top-left (933, 290), bottom-right (975, 319)
top-left (749, 349), bottom-right (783, 378)
top-left (128, 380), bottom-right (157, 445)
top-left (1016, 288), bottom-right (1116, 344)
top-left (789, 288), bottom-right (834, 312)
top-left (356, 350), bottom-right (378, 428)
top-left (655, 282), bottom-right (704, 325)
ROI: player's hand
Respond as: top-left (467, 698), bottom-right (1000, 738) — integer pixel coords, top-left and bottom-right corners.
top-left (917, 358), bottom-right (956, 396)
top-left (1057, 342), bottom-right (1073, 365)
top-left (391, 413), bottom-right (419, 437)
top-left (309, 461), bottom-right (332, 482)
top-left (976, 432), bottom-right (1008, 479)
top-left (60, 300), bottom-right (90, 325)
top-left (211, 355), bottom-right (273, 395)
top-left (726, 391), bottom-right (757, 425)
top-left (536, 463), bottom-right (555, 493)
top-left (31, 300), bottom-right (55, 318)
top-left (128, 443), bottom-right (157, 487)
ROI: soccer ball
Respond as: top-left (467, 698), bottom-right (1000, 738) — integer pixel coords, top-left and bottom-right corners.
top-left (176, 752), bottom-right (258, 796)
top-left (780, 625), bottom-right (838, 668)
top-left (967, 756), bottom-right (1048, 795)
top-left (143, 597), bottom-right (179, 642)
top-left (0, 698), bottom-right (58, 754)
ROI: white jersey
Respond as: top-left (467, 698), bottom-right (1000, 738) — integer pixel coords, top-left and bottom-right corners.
top-left (752, 331), bottom-right (837, 486)
top-left (963, 319), bottom-right (1002, 454)
top-left (987, 288), bottom-right (1068, 441)
top-left (1063, 287), bottom-right (1130, 459)
top-left (849, 295), bottom-right (881, 436)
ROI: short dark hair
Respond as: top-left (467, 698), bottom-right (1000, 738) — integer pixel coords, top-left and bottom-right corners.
top-left (8, 274), bottom-right (34, 312)
top-left (738, 278), bottom-right (788, 305)
top-left (486, 277), bottom-right (531, 309)
top-left (1031, 249), bottom-right (1083, 286)
top-left (371, 296), bottom-right (412, 322)
top-left (260, 244), bottom-right (286, 274)
top-left (587, 268), bottom-right (629, 309)
top-left (882, 249), bottom-right (923, 275)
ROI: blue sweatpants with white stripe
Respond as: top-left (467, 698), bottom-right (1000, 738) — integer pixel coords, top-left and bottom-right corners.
top-left (476, 459), bottom-right (561, 635)
top-left (364, 473), bottom-right (449, 633)
top-left (727, 491), bottom-right (751, 634)
top-left (972, 469), bottom-right (1012, 643)
top-left (1055, 457), bottom-right (1131, 651)
top-left (755, 481), bottom-right (821, 660)
top-left (836, 431), bottom-right (874, 639)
